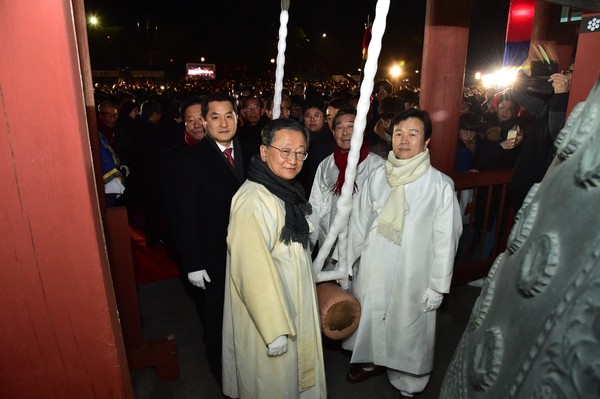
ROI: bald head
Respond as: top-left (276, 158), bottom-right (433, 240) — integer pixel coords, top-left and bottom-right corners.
top-left (97, 100), bottom-right (118, 129)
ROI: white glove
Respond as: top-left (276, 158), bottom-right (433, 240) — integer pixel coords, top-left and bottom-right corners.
top-left (188, 270), bottom-right (211, 289)
top-left (120, 165), bottom-right (130, 177)
top-left (422, 288), bottom-right (443, 312)
top-left (267, 335), bottom-right (288, 357)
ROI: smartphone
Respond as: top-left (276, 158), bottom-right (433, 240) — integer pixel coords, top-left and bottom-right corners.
top-left (507, 130), bottom-right (518, 141)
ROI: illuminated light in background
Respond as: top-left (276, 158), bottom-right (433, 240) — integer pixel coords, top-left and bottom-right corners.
top-left (475, 72), bottom-right (482, 80)
top-left (511, 5), bottom-right (535, 19)
top-left (390, 64), bottom-right (402, 78)
top-left (480, 67), bottom-right (518, 88)
top-left (270, 58), bottom-right (275, 64)
top-left (89, 15), bottom-right (98, 26)
top-left (322, 33), bottom-right (327, 38)
top-left (188, 68), bottom-right (212, 76)
top-left (160, 85), bottom-right (165, 90)
top-left (200, 57), bottom-right (205, 62)
top-left (415, 70), bottom-right (420, 74)
top-left (186, 64), bottom-right (216, 79)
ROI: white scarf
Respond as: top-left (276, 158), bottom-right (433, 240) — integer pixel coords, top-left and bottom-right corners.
top-left (377, 148), bottom-right (431, 245)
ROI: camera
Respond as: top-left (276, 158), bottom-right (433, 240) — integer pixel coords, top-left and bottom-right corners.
top-left (513, 60), bottom-right (558, 96)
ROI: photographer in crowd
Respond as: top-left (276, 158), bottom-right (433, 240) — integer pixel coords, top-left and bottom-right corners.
top-left (509, 60), bottom-right (573, 210)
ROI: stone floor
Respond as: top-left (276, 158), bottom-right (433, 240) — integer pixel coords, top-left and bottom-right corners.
top-left (131, 278), bottom-right (481, 399)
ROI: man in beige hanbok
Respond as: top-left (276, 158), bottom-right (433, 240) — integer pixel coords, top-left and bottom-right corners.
top-left (345, 109), bottom-right (462, 398)
top-left (222, 118), bottom-right (327, 399)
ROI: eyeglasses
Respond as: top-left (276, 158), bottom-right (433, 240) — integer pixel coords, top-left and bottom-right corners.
top-left (267, 144), bottom-right (308, 161)
top-left (305, 113), bottom-right (323, 120)
top-left (244, 105), bottom-right (261, 111)
top-left (561, 69), bottom-right (574, 75)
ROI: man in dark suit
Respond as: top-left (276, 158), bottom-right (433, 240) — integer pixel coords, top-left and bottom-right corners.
top-left (236, 95), bottom-right (270, 156)
top-left (166, 92), bottom-right (250, 387)
top-left (160, 96), bottom-right (205, 260)
top-left (129, 99), bottom-right (162, 245)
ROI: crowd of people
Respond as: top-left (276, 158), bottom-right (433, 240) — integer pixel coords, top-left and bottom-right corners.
top-left (452, 67), bottom-right (572, 261)
top-left (93, 68), bottom-right (571, 398)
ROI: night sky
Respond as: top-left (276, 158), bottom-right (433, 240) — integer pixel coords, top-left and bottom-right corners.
top-left (83, 0), bottom-right (509, 81)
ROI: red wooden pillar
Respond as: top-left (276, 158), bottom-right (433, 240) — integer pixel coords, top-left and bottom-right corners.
top-left (529, 3), bottom-right (598, 116)
top-left (420, 0), bottom-right (473, 175)
top-left (530, 1), bottom-right (578, 72)
top-left (0, 0), bottom-right (133, 397)
top-left (567, 12), bottom-right (600, 115)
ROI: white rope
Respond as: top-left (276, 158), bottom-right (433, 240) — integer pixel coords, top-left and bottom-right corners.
top-left (313, 0), bottom-right (391, 288)
top-left (273, 0), bottom-right (290, 119)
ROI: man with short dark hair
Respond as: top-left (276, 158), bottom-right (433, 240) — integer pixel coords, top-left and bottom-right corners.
top-left (237, 95), bottom-right (270, 156)
top-left (365, 95), bottom-right (406, 158)
top-left (345, 108), bottom-right (462, 398)
top-left (175, 92), bottom-right (252, 387)
top-left (156, 98), bottom-right (185, 155)
top-left (293, 81), bottom-right (306, 99)
top-left (325, 97), bottom-right (352, 132)
top-left (297, 97), bottom-right (334, 198)
top-left (369, 79), bottom-right (394, 128)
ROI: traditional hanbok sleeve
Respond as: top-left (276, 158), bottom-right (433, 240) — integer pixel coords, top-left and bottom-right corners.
top-left (308, 162), bottom-right (326, 249)
top-left (227, 188), bottom-right (297, 345)
top-left (347, 171), bottom-right (377, 269)
top-left (429, 177), bottom-right (463, 294)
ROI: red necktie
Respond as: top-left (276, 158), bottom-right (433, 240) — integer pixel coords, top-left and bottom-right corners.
top-left (223, 147), bottom-right (235, 168)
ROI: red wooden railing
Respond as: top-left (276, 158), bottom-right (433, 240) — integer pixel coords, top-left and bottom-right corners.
top-left (451, 169), bottom-right (516, 286)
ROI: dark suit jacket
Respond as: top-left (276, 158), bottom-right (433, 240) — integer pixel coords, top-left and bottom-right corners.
top-left (128, 117), bottom-right (160, 213)
top-left (297, 126), bottom-right (334, 199)
top-left (161, 136), bottom-right (251, 294)
top-left (160, 141), bottom-right (199, 261)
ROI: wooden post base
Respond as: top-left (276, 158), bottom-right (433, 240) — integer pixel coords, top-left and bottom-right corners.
top-left (127, 335), bottom-right (180, 382)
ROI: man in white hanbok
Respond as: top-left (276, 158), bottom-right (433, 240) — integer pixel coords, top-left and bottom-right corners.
top-left (345, 108), bottom-right (462, 398)
top-left (308, 109), bottom-right (384, 276)
top-left (222, 118), bottom-right (327, 399)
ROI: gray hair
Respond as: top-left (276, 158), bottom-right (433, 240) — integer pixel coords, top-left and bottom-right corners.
top-left (261, 118), bottom-right (310, 149)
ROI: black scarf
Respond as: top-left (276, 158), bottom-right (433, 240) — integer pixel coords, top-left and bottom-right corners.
top-left (247, 155), bottom-right (312, 248)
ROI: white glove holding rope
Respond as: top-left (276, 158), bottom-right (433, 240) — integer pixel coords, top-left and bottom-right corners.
top-left (267, 335), bottom-right (288, 357)
top-left (422, 287), bottom-right (443, 312)
top-left (188, 270), bottom-right (211, 289)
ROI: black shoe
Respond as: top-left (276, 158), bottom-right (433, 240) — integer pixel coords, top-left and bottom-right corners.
top-left (345, 365), bottom-right (385, 383)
